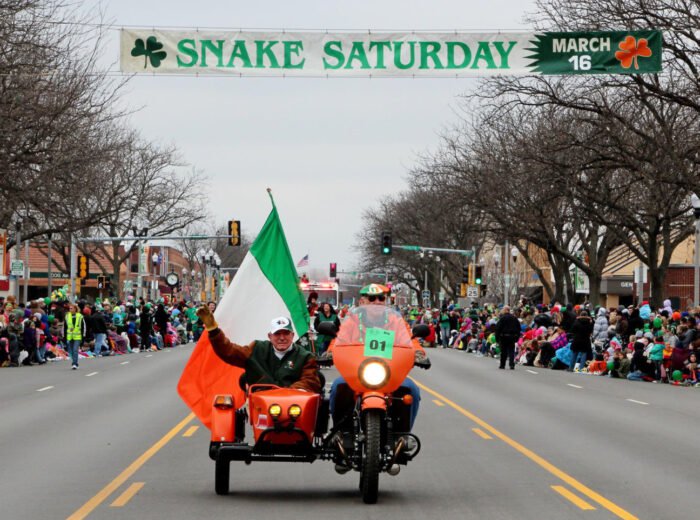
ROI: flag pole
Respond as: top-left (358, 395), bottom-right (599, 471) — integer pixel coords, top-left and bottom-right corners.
top-left (266, 187), bottom-right (276, 207)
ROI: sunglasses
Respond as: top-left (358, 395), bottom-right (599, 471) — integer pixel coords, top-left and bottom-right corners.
top-left (368, 295), bottom-right (386, 302)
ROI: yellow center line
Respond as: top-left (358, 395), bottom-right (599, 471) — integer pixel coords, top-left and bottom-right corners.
top-left (432, 399), bottom-right (445, 407)
top-left (411, 378), bottom-right (638, 520)
top-left (66, 412), bottom-right (195, 520)
top-left (183, 425), bottom-right (199, 437)
top-left (472, 428), bottom-right (493, 440)
top-left (110, 482), bottom-right (145, 507)
top-left (552, 485), bottom-right (596, 510)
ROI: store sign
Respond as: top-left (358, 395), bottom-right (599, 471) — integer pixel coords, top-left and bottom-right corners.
top-left (120, 29), bottom-right (662, 77)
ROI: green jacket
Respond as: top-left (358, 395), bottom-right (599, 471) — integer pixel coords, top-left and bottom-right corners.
top-left (649, 342), bottom-right (665, 362)
top-left (246, 341), bottom-right (314, 388)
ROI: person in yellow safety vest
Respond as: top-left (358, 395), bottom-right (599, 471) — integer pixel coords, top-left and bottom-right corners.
top-left (64, 303), bottom-right (86, 370)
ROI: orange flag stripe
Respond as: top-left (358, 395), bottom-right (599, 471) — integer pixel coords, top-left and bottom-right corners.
top-left (177, 331), bottom-right (246, 430)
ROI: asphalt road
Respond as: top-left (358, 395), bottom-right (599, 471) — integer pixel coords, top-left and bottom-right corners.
top-left (1, 345), bottom-right (698, 520)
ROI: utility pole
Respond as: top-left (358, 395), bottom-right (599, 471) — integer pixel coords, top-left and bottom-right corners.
top-left (23, 240), bottom-right (29, 301)
top-left (69, 235), bottom-right (76, 302)
top-left (47, 233), bottom-right (53, 296)
top-left (14, 223), bottom-right (21, 302)
top-left (504, 239), bottom-right (510, 307)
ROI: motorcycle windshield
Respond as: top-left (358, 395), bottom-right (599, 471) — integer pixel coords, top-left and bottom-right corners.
top-left (335, 305), bottom-right (413, 349)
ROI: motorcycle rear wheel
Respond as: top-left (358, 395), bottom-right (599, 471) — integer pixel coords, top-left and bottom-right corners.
top-left (360, 409), bottom-right (381, 504)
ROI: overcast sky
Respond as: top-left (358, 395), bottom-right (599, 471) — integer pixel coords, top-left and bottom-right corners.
top-left (98, 0), bottom-right (537, 276)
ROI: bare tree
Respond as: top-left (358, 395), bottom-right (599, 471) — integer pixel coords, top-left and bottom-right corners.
top-left (0, 1), bottom-right (129, 247)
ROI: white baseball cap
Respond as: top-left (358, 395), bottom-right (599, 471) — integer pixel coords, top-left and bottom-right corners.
top-left (269, 316), bottom-right (293, 334)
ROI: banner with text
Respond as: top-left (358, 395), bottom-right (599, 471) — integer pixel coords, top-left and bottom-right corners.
top-left (120, 29), bottom-right (662, 77)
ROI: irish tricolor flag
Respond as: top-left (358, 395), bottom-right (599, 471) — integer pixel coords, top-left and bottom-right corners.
top-left (177, 193), bottom-right (309, 429)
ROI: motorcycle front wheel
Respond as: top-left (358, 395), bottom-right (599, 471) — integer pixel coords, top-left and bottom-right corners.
top-left (360, 409), bottom-right (381, 504)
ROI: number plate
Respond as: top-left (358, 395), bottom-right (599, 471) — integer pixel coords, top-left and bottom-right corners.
top-left (363, 327), bottom-right (395, 359)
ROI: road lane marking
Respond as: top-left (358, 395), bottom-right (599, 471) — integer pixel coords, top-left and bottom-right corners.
top-left (67, 412), bottom-right (195, 520)
top-left (110, 482), bottom-right (144, 507)
top-left (432, 399), bottom-right (445, 407)
top-left (146, 354), bottom-right (153, 358)
top-left (526, 370), bottom-right (538, 374)
top-left (626, 399), bottom-right (649, 406)
top-left (411, 378), bottom-right (638, 520)
top-left (183, 426), bottom-right (199, 437)
top-left (567, 384), bottom-right (583, 389)
top-left (120, 361), bottom-right (129, 365)
top-left (472, 428), bottom-right (492, 440)
top-left (552, 485), bottom-right (596, 510)
top-left (37, 386), bottom-right (54, 392)
top-left (85, 372), bottom-right (98, 377)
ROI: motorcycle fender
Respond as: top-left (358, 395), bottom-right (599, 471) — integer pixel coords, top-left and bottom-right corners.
top-left (360, 392), bottom-right (387, 411)
top-left (211, 406), bottom-right (235, 442)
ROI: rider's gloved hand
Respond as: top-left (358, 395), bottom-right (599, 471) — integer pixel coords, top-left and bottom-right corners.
top-left (414, 350), bottom-right (431, 370)
top-left (196, 305), bottom-right (218, 332)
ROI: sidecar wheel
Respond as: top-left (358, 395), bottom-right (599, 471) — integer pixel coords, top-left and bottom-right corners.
top-left (360, 410), bottom-right (381, 504)
top-left (215, 455), bottom-right (230, 495)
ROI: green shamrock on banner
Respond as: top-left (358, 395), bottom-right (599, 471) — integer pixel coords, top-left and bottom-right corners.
top-left (131, 36), bottom-right (167, 68)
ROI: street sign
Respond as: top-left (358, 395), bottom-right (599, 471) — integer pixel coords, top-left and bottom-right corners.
top-left (422, 290), bottom-right (430, 299)
top-left (467, 285), bottom-right (479, 298)
top-left (422, 297), bottom-right (430, 308)
top-left (11, 260), bottom-right (23, 277)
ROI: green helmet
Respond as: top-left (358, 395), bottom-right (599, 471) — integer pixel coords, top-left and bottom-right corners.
top-left (359, 283), bottom-right (389, 296)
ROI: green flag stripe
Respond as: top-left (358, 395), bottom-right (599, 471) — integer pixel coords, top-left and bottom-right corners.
top-left (250, 206), bottom-right (309, 334)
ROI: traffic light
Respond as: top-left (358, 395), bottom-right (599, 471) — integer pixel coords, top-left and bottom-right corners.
top-left (77, 255), bottom-right (89, 279)
top-left (97, 275), bottom-right (105, 289)
top-left (228, 220), bottom-right (241, 246)
top-left (105, 277), bottom-right (112, 290)
top-left (480, 284), bottom-right (487, 297)
top-left (380, 231), bottom-right (392, 255)
top-left (460, 282), bottom-right (467, 297)
top-left (474, 265), bottom-right (483, 285)
top-left (329, 262), bottom-right (337, 278)
top-left (462, 265), bottom-right (469, 284)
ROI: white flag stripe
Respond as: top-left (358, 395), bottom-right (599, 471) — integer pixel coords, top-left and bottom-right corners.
top-left (215, 253), bottom-right (301, 344)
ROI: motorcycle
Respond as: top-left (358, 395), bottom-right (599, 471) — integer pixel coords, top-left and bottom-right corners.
top-left (208, 305), bottom-right (431, 503)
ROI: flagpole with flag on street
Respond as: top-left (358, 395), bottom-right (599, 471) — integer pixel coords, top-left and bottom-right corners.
top-left (177, 189), bottom-right (310, 429)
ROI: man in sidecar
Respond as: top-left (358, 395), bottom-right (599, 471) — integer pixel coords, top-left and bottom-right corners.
top-left (196, 305), bottom-right (321, 393)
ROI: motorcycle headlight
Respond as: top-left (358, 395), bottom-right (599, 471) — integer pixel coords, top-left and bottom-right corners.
top-left (288, 404), bottom-right (302, 418)
top-left (268, 404), bottom-right (282, 417)
top-left (359, 359), bottom-right (390, 389)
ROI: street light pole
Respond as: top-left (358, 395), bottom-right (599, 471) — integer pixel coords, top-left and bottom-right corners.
top-left (151, 252), bottom-right (159, 301)
top-left (504, 239), bottom-right (510, 307)
top-left (692, 194), bottom-right (700, 307)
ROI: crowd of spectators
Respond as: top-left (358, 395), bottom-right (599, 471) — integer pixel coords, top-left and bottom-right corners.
top-left (0, 292), bottom-right (208, 369)
top-left (403, 298), bottom-right (700, 386)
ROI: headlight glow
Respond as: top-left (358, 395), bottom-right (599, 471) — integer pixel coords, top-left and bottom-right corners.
top-left (359, 359), bottom-right (390, 388)
top-left (288, 404), bottom-right (302, 418)
top-left (268, 404), bottom-right (282, 417)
